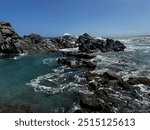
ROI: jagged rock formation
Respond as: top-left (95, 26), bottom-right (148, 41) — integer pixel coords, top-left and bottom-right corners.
top-left (0, 21), bottom-right (78, 55)
top-left (0, 22), bottom-right (24, 54)
top-left (77, 33), bottom-right (126, 53)
top-left (75, 72), bottom-right (150, 113)
top-left (0, 21), bottom-right (126, 56)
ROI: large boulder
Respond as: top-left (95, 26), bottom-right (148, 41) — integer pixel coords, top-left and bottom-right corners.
top-left (105, 38), bottom-right (126, 52)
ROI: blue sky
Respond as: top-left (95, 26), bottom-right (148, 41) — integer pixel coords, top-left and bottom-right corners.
top-left (0, 0), bottom-right (150, 37)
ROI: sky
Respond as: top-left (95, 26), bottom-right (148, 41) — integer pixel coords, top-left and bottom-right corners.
top-left (0, 0), bottom-right (150, 37)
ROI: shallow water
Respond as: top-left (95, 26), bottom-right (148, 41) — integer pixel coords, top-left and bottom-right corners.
top-left (0, 53), bottom-right (88, 112)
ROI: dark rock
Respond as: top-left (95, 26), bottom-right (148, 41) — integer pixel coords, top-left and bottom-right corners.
top-left (1, 28), bottom-right (14, 36)
top-left (63, 51), bottom-right (95, 59)
top-left (84, 72), bottom-right (99, 81)
top-left (51, 35), bottom-right (77, 49)
top-left (80, 93), bottom-right (112, 112)
top-left (0, 21), bottom-right (11, 27)
top-left (105, 38), bottom-right (126, 52)
top-left (127, 77), bottom-right (150, 86)
top-left (89, 80), bottom-right (99, 91)
top-left (77, 33), bottom-right (126, 53)
top-left (77, 71), bottom-right (150, 113)
top-left (80, 94), bottom-right (105, 111)
top-left (58, 58), bottom-right (72, 66)
top-left (58, 58), bottom-right (96, 69)
top-left (23, 33), bottom-right (43, 44)
top-left (0, 21), bottom-right (21, 54)
top-left (0, 33), bottom-right (5, 44)
top-left (77, 33), bottom-right (97, 52)
top-left (102, 72), bottom-right (121, 80)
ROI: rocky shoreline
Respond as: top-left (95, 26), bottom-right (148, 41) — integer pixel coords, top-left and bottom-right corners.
top-left (0, 21), bottom-right (125, 56)
top-left (1, 21), bottom-right (150, 113)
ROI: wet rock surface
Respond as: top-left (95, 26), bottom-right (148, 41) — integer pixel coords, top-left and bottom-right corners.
top-left (58, 58), bottom-right (96, 69)
top-left (76, 72), bottom-right (150, 113)
top-left (127, 77), bottom-right (150, 86)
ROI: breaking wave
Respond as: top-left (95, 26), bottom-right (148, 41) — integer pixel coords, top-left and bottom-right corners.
top-left (26, 64), bottom-right (89, 94)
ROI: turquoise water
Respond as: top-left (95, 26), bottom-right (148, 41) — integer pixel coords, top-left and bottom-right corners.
top-left (0, 53), bottom-right (85, 112)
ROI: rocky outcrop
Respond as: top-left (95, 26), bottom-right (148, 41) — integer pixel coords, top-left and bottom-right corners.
top-left (0, 21), bottom-right (78, 55)
top-left (58, 58), bottom-right (96, 69)
top-left (0, 21), bottom-right (23, 54)
top-left (0, 21), bottom-right (126, 56)
top-left (76, 72), bottom-right (150, 113)
top-left (127, 77), bottom-right (150, 86)
top-left (51, 35), bottom-right (77, 49)
top-left (77, 33), bottom-right (126, 53)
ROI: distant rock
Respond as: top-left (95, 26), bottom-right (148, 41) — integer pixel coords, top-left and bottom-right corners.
top-left (51, 35), bottom-right (77, 49)
top-left (77, 33), bottom-right (126, 53)
top-left (105, 38), bottom-right (126, 52)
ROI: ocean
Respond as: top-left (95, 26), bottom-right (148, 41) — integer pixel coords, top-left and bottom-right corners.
top-left (0, 36), bottom-right (150, 112)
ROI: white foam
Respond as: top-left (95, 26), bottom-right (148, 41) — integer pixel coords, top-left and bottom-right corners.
top-left (63, 33), bottom-right (72, 36)
top-left (13, 56), bottom-right (20, 60)
top-left (117, 39), bottom-right (131, 43)
top-left (19, 53), bottom-right (27, 56)
top-left (42, 58), bottom-right (56, 65)
top-left (59, 47), bottom-right (79, 52)
top-left (95, 37), bottom-right (105, 40)
top-left (26, 65), bottom-right (89, 94)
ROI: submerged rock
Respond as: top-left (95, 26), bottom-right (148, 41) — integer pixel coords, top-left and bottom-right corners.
top-left (0, 104), bottom-right (39, 113)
